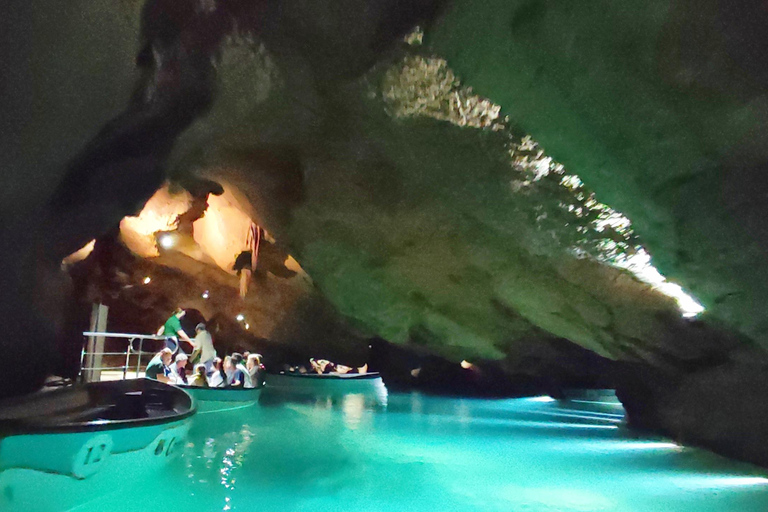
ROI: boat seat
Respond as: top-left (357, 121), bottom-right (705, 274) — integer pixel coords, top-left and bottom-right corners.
top-left (12, 404), bottom-right (116, 427)
top-left (0, 389), bottom-right (90, 421)
top-left (97, 392), bottom-right (150, 421)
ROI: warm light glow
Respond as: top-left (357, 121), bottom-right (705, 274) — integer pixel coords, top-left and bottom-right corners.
top-left (143, 276), bottom-right (151, 284)
top-left (119, 185), bottom-right (192, 258)
top-left (236, 314), bottom-right (245, 322)
top-left (202, 291), bottom-right (209, 299)
top-left (158, 234), bottom-right (175, 249)
top-left (244, 323), bottom-right (250, 330)
top-left (192, 188), bottom-right (255, 274)
top-left (460, 360), bottom-right (473, 369)
top-left (62, 239), bottom-right (96, 266)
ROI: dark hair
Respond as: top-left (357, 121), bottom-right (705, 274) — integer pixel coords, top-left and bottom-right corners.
top-left (231, 353), bottom-right (243, 364)
top-left (195, 323), bottom-right (206, 331)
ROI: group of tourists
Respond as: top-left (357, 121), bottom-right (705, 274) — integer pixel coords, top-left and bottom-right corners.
top-left (285, 358), bottom-right (368, 375)
top-left (145, 348), bottom-right (264, 388)
top-left (146, 308), bottom-right (265, 388)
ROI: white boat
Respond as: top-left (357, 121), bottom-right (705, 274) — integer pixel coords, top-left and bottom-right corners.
top-left (178, 385), bottom-right (263, 413)
top-left (0, 378), bottom-right (195, 512)
top-left (264, 372), bottom-right (387, 398)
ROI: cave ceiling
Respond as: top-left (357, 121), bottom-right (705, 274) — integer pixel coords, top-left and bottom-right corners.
top-left (2, 0), bottom-right (765, 394)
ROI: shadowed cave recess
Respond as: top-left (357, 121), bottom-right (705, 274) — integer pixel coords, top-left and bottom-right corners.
top-left (3, 0), bottom-right (768, 468)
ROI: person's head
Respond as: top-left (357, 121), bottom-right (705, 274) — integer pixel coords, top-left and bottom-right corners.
top-left (231, 353), bottom-right (243, 365)
top-left (223, 356), bottom-right (233, 371)
top-left (246, 353), bottom-right (260, 370)
top-left (195, 323), bottom-right (206, 333)
top-left (194, 364), bottom-right (206, 377)
top-left (174, 307), bottom-right (186, 318)
top-left (243, 351), bottom-right (250, 359)
top-left (175, 353), bottom-right (188, 368)
top-left (213, 357), bottom-right (223, 371)
top-left (160, 348), bottom-right (173, 365)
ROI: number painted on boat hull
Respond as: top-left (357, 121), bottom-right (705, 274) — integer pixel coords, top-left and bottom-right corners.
top-left (72, 434), bottom-right (113, 479)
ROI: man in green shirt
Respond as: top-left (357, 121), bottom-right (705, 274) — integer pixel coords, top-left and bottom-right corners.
top-left (145, 348), bottom-right (173, 382)
top-left (157, 307), bottom-right (195, 354)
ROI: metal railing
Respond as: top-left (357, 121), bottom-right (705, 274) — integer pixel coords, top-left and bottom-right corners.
top-left (80, 332), bottom-right (169, 382)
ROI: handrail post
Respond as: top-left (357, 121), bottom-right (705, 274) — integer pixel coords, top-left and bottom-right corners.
top-left (123, 338), bottom-right (130, 380)
top-left (137, 338), bottom-right (144, 377)
top-left (79, 338), bottom-right (87, 383)
top-left (85, 303), bottom-right (109, 382)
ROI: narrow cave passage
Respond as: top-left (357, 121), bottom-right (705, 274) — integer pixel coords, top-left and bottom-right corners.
top-left (5, 1), bottom-right (768, 511)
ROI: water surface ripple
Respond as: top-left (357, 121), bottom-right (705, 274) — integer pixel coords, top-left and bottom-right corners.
top-left (80, 391), bottom-right (768, 511)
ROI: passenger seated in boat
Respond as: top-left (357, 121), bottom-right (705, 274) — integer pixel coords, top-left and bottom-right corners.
top-left (145, 348), bottom-right (173, 383)
top-left (246, 353), bottom-right (264, 387)
top-left (169, 353), bottom-right (189, 385)
top-left (336, 364), bottom-right (367, 374)
top-left (309, 358), bottom-right (325, 374)
top-left (223, 356), bottom-right (235, 385)
top-left (208, 357), bottom-right (227, 387)
top-left (230, 353), bottom-right (253, 388)
top-left (335, 364), bottom-right (353, 374)
top-left (189, 364), bottom-right (209, 387)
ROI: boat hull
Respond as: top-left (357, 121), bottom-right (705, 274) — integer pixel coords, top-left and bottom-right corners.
top-left (0, 379), bottom-right (194, 511)
top-left (180, 386), bottom-right (263, 412)
top-left (264, 372), bottom-right (387, 402)
top-left (0, 418), bottom-right (190, 511)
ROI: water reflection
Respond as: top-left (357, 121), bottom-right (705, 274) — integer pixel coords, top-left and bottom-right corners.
top-left (64, 390), bottom-right (768, 512)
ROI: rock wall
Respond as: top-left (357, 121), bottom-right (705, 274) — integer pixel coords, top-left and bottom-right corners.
top-left (429, 0), bottom-right (768, 348)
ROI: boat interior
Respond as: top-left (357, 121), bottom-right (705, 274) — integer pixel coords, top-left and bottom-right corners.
top-left (0, 379), bottom-right (192, 433)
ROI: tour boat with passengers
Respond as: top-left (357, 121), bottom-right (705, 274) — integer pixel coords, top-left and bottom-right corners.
top-left (0, 378), bottom-right (195, 512)
top-left (264, 371), bottom-right (387, 398)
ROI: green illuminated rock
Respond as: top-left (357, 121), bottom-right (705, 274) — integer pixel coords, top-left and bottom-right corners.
top-left (428, 0), bottom-right (768, 347)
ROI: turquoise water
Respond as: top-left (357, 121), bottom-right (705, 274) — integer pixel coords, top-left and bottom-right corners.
top-left (75, 391), bottom-right (768, 511)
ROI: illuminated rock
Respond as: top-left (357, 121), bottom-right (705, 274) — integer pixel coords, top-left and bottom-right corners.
top-left (4, 0), bottom-right (768, 467)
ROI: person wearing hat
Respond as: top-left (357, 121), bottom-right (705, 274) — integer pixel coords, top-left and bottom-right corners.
top-left (194, 323), bottom-right (217, 374)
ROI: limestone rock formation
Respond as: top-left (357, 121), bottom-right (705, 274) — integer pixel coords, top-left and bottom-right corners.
top-left (3, 0), bottom-right (768, 468)
top-left (429, 0), bottom-right (768, 348)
